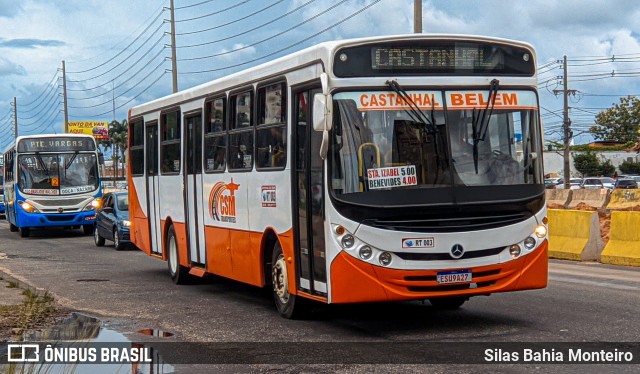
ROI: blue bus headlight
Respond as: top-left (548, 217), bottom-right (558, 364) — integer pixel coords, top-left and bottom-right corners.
top-left (18, 201), bottom-right (40, 213)
top-left (122, 220), bottom-right (131, 227)
top-left (83, 198), bottom-right (102, 211)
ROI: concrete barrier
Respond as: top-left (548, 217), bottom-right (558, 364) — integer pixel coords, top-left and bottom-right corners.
top-left (545, 189), bottom-right (572, 208)
top-left (547, 209), bottom-right (604, 261)
top-left (606, 189), bottom-right (640, 210)
top-left (567, 188), bottom-right (610, 210)
top-left (601, 211), bottom-right (640, 266)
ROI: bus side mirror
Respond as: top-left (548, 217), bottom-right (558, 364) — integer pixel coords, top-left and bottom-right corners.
top-left (312, 93), bottom-right (332, 132)
top-left (313, 93), bottom-right (332, 160)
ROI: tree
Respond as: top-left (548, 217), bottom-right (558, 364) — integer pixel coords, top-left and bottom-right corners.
top-left (573, 151), bottom-right (614, 177)
top-left (589, 96), bottom-right (640, 143)
top-left (619, 160), bottom-right (640, 175)
top-left (99, 119), bottom-right (128, 179)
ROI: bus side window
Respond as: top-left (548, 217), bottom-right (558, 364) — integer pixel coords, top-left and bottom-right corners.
top-left (256, 82), bottom-right (287, 170)
top-left (204, 97), bottom-right (227, 173)
top-left (229, 89), bottom-right (254, 171)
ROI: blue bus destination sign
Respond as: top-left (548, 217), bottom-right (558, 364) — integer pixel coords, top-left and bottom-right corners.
top-left (17, 137), bottom-right (96, 152)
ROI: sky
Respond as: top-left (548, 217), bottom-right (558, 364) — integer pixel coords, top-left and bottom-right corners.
top-left (2, 0), bottom-right (640, 152)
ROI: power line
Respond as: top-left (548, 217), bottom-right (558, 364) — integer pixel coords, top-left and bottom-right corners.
top-left (179, 0), bottom-right (351, 62)
top-left (175, 0), bottom-right (254, 22)
top-left (66, 8), bottom-right (166, 74)
top-left (175, 0), bottom-right (220, 10)
top-left (181, 0), bottom-right (382, 74)
top-left (176, 0), bottom-right (288, 37)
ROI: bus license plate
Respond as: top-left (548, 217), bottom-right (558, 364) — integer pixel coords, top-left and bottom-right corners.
top-left (436, 270), bottom-right (472, 284)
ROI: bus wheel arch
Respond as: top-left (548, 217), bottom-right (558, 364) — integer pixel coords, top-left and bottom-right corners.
top-left (269, 237), bottom-right (309, 319)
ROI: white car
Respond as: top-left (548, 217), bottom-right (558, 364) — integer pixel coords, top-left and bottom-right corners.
top-left (556, 178), bottom-right (582, 190)
top-left (598, 177), bottom-right (615, 189)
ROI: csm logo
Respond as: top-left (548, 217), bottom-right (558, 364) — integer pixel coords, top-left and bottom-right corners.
top-left (7, 344), bottom-right (40, 362)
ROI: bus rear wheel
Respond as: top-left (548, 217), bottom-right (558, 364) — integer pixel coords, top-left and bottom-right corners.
top-left (429, 297), bottom-right (467, 310)
top-left (19, 227), bottom-right (30, 238)
top-left (271, 242), bottom-right (308, 319)
top-left (166, 225), bottom-right (189, 284)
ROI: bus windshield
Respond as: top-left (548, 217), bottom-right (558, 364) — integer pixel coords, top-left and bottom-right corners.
top-left (330, 90), bottom-right (541, 198)
top-left (18, 153), bottom-right (99, 195)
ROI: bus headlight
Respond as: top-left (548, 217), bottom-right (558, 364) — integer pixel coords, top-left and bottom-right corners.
top-left (524, 236), bottom-right (536, 250)
top-left (534, 224), bottom-right (547, 238)
top-left (509, 244), bottom-right (521, 258)
top-left (341, 234), bottom-right (355, 249)
top-left (18, 201), bottom-right (39, 213)
top-left (379, 252), bottom-right (392, 266)
top-left (83, 198), bottom-right (102, 211)
top-left (122, 220), bottom-right (131, 227)
top-left (358, 246), bottom-right (372, 260)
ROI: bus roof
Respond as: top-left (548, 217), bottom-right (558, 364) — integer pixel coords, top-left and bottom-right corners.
top-left (129, 33), bottom-right (536, 118)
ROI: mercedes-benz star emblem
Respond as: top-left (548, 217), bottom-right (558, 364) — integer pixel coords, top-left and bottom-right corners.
top-left (57, 207), bottom-right (64, 213)
top-left (450, 244), bottom-right (464, 259)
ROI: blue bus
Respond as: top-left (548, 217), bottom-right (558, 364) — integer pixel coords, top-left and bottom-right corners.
top-left (2, 134), bottom-right (103, 237)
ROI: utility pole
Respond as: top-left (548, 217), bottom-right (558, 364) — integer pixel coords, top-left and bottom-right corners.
top-left (13, 97), bottom-right (17, 139)
top-left (553, 56), bottom-right (576, 189)
top-left (62, 60), bottom-right (69, 134)
top-left (414, 0), bottom-right (422, 33)
top-left (169, 0), bottom-right (178, 93)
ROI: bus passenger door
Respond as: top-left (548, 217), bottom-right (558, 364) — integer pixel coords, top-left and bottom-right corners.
top-left (184, 112), bottom-right (205, 266)
top-left (293, 88), bottom-right (327, 297)
top-left (145, 121), bottom-right (162, 255)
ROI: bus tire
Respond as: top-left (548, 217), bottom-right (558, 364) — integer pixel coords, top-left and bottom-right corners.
top-left (19, 227), bottom-right (30, 238)
top-left (9, 223), bottom-right (18, 232)
top-left (271, 242), bottom-right (309, 319)
top-left (82, 224), bottom-right (93, 235)
top-left (167, 225), bottom-right (189, 284)
top-left (429, 297), bottom-right (467, 310)
top-left (94, 225), bottom-right (105, 247)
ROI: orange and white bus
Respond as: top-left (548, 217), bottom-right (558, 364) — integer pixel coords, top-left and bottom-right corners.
top-left (128, 34), bottom-right (548, 318)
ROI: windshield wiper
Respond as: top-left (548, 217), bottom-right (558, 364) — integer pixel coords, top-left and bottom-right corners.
top-left (385, 80), bottom-right (436, 133)
top-left (472, 79), bottom-right (500, 173)
top-left (34, 152), bottom-right (50, 177)
top-left (65, 151), bottom-right (79, 170)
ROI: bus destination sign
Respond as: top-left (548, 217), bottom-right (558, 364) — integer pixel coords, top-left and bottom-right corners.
top-left (371, 46), bottom-right (501, 70)
top-left (333, 41), bottom-right (534, 77)
top-left (17, 137), bottom-right (96, 152)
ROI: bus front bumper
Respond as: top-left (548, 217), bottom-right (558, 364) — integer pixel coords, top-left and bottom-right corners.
top-left (18, 211), bottom-right (96, 228)
top-left (329, 240), bottom-right (548, 303)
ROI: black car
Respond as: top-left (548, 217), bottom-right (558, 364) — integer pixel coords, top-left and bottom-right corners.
top-left (94, 191), bottom-right (131, 250)
top-left (614, 178), bottom-right (637, 190)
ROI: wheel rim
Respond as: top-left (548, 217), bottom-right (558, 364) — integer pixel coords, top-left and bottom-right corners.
top-left (114, 231), bottom-right (119, 248)
top-left (272, 253), bottom-right (289, 304)
top-left (169, 235), bottom-right (178, 275)
top-left (94, 227), bottom-right (99, 243)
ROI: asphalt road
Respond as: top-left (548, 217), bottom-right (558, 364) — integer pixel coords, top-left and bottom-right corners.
top-left (0, 219), bottom-right (639, 373)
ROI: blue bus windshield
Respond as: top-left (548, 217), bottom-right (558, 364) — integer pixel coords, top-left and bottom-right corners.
top-left (18, 153), bottom-right (99, 195)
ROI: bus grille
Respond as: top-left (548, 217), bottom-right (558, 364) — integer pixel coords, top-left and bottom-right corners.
top-left (395, 247), bottom-right (505, 261)
top-left (404, 270), bottom-right (501, 293)
top-left (32, 198), bottom-right (87, 206)
top-left (363, 213), bottom-right (529, 233)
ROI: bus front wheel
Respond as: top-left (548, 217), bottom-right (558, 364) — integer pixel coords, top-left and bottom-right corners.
top-left (429, 297), bottom-right (467, 310)
top-left (271, 242), bottom-right (309, 319)
top-left (82, 224), bottom-right (93, 235)
top-left (9, 223), bottom-right (18, 232)
top-left (166, 225), bottom-right (189, 285)
top-left (19, 227), bottom-right (30, 238)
